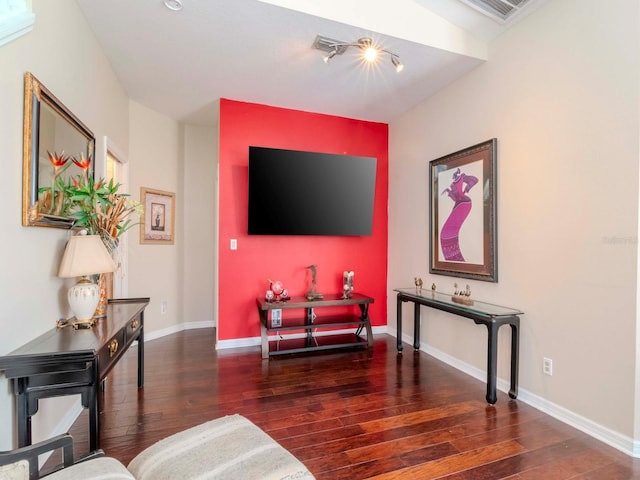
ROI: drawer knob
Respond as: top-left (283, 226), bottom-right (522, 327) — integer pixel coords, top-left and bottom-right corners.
top-left (109, 339), bottom-right (119, 357)
top-left (131, 318), bottom-right (139, 329)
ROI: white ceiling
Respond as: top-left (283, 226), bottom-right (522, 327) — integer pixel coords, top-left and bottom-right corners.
top-left (75, 0), bottom-right (546, 125)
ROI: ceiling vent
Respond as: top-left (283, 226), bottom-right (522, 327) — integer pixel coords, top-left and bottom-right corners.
top-left (458, 0), bottom-right (533, 23)
top-left (312, 35), bottom-right (349, 56)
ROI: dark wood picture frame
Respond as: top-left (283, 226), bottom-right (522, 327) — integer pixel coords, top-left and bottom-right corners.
top-left (429, 138), bottom-right (497, 282)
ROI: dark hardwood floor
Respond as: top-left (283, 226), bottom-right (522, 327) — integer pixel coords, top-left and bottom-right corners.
top-left (66, 329), bottom-right (640, 479)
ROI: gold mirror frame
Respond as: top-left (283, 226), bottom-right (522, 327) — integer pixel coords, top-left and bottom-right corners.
top-left (22, 72), bottom-right (95, 228)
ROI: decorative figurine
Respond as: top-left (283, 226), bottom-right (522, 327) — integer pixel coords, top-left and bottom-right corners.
top-left (452, 283), bottom-right (473, 306)
top-left (268, 279), bottom-right (290, 302)
top-left (342, 270), bottom-right (354, 299)
top-left (414, 277), bottom-right (423, 292)
top-left (431, 283), bottom-right (436, 291)
top-left (306, 265), bottom-right (324, 300)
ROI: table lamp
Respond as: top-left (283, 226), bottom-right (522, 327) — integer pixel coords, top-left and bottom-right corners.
top-left (58, 230), bottom-right (117, 328)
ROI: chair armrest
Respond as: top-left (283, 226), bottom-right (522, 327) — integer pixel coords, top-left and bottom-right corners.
top-left (0, 434), bottom-right (74, 480)
top-left (74, 450), bottom-right (105, 464)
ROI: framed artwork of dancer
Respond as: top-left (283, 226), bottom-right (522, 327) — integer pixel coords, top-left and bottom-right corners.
top-left (429, 139), bottom-right (497, 282)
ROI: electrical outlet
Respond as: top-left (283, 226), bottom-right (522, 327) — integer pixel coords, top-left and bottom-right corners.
top-left (230, 239), bottom-right (237, 250)
top-left (543, 357), bottom-right (553, 376)
top-left (161, 301), bottom-right (167, 315)
top-left (271, 309), bottom-right (282, 328)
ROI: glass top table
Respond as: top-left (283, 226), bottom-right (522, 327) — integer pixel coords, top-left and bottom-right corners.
top-left (394, 287), bottom-right (523, 404)
top-left (394, 288), bottom-right (523, 318)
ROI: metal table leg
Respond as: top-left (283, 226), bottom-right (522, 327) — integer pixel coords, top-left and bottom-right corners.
top-left (396, 296), bottom-right (404, 352)
top-left (413, 302), bottom-right (421, 350)
top-left (485, 322), bottom-right (499, 405)
top-left (509, 317), bottom-right (519, 399)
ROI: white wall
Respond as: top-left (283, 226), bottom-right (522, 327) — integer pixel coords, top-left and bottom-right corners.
top-left (0, 0), bottom-right (129, 449)
top-left (389, 0), bottom-right (639, 447)
top-left (127, 102), bottom-right (182, 333)
top-left (183, 123), bottom-right (218, 328)
top-left (0, 1), bottom-right (218, 452)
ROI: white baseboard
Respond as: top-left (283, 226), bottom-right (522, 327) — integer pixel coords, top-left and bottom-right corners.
top-left (49, 400), bottom-right (84, 439)
top-left (40, 399), bottom-right (84, 467)
top-left (216, 336), bottom-right (261, 350)
top-left (144, 320), bottom-right (215, 342)
top-left (389, 328), bottom-right (640, 458)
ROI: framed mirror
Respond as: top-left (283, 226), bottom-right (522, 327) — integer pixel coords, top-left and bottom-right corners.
top-left (22, 72), bottom-right (95, 228)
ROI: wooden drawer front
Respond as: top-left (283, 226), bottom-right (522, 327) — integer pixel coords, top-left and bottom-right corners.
top-left (98, 328), bottom-right (126, 378)
top-left (124, 314), bottom-right (142, 344)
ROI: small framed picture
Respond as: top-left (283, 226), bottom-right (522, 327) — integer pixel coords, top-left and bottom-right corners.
top-left (429, 139), bottom-right (497, 282)
top-left (140, 187), bottom-right (175, 244)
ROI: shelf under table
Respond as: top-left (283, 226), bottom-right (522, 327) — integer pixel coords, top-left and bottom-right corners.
top-left (267, 333), bottom-right (368, 356)
top-left (257, 293), bottom-right (374, 359)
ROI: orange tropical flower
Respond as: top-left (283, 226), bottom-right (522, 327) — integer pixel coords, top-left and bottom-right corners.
top-left (47, 150), bottom-right (68, 168)
top-left (45, 151), bottom-right (70, 214)
top-left (71, 153), bottom-right (91, 170)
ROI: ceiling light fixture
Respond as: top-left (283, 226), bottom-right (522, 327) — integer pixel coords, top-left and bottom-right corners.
top-left (312, 35), bottom-right (404, 73)
top-left (163, 0), bottom-right (183, 11)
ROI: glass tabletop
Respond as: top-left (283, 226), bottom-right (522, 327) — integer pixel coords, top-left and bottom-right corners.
top-left (394, 288), bottom-right (523, 317)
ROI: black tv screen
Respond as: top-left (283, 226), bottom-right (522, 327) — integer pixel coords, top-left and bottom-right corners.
top-left (248, 146), bottom-right (377, 236)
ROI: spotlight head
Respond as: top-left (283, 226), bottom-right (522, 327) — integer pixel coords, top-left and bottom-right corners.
top-left (323, 49), bottom-right (338, 63)
top-left (391, 55), bottom-right (404, 73)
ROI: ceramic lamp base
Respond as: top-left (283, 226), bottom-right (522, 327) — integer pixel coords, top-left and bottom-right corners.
top-left (68, 277), bottom-right (100, 323)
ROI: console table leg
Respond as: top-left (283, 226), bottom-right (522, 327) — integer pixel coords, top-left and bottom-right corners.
top-left (396, 297), bottom-right (403, 352)
top-left (486, 323), bottom-right (499, 405)
top-left (413, 303), bottom-right (421, 350)
top-left (509, 318), bottom-right (520, 399)
top-left (15, 389), bottom-right (30, 448)
top-left (86, 360), bottom-right (100, 451)
top-left (87, 387), bottom-right (99, 451)
top-left (138, 326), bottom-right (145, 388)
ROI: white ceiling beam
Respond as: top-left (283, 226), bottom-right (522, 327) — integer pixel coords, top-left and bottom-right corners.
top-left (256, 0), bottom-right (488, 60)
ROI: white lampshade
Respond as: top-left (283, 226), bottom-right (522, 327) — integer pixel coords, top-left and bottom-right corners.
top-left (59, 232), bottom-right (117, 324)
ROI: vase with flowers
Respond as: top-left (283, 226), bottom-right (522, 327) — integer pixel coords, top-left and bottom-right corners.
top-left (62, 154), bottom-right (143, 316)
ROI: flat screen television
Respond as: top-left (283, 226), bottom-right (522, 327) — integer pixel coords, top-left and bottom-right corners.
top-left (248, 146), bottom-right (377, 236)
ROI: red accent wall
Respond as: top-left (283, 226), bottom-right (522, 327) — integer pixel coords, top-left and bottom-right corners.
top-left (218, 99), bottom-right (388, 341)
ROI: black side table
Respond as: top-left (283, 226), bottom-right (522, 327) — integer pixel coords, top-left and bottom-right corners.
top-left (395, 288), bottom-right (522, 405)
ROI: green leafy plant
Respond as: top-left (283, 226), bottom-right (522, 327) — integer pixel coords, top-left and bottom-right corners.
top-left (63, 155), bottom-right (142, 253)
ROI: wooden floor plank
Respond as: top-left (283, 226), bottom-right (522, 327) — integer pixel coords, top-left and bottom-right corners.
top-left (60, 329), bottom-right (640, 479)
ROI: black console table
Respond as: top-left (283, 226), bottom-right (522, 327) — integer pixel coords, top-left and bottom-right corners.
top-left (257, 293), bottom-right (373, 359)
top-left (395, 288), bottom-right (522, 404)
top-left (0, 298), bottom-right (149, 452)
